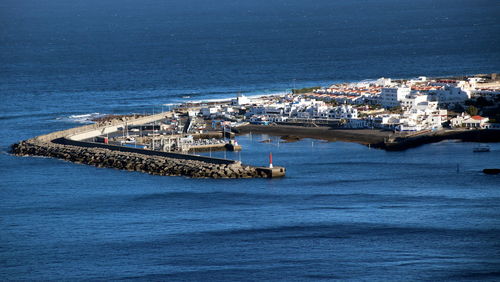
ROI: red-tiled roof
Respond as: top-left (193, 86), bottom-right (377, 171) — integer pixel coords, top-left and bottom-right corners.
top-left (472, 115), bottom-right (484, 120)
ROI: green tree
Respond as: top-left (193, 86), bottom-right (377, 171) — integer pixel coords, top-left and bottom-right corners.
top-left (466, 105), bottom-right (478, 116)
top-left (292, 86), bottom-right (321, 94)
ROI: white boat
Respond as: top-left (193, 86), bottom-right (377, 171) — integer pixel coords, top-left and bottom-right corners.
top-left (473, 144), bottom-right (490, 152)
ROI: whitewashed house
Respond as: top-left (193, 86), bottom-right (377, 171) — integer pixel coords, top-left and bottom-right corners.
top-left (462, 116), bottom-right (490, 129)
top-left (200, 106), bottom-right (221, 117)
top-left (380, 86), bottom-right (411, 108)
top-left (328, 105), bottom-right (358, 119)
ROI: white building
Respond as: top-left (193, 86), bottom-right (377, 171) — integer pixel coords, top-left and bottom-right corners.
top-left (430, 85), bottom-right (472, 107)
top-left (373, 114), bottom-right (402, 129)
top-left (328, 105), bottom-right (358, 119)
top-left (409, 76), bottom-right (428, 84)
top-left (245, 104), bottom-right (285, 117)
top-left (373, 99), bottom-right (447, 131)
top-left (200, 106), bottom-right (221, 117)
top-left (249, 114), bottom-right (287, 124)
top-left (400, 94), bottom-right (429, 110)
top-left (397, 101), bottom-right (447, 131)
top-left (243, 97), bottom-right (361, 124)
top-left (380, 87), bottom-right (411, 108)
top-left (462, 116), bottom-right (490, 129)
top-left (287, 98), bottom-right (326, 118)
top-left (450, 113), bottom-right (471, 128)
top-left (375, 77), bottom-right (394, 87)
top-left (232, 94), bottom-right (250, 106)
top-left (468, 77), bottom-right (484, 86)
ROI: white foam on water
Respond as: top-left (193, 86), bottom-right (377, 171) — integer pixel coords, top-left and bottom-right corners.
top-left (174, 91), bottom-right (288, 105)
top-left (56, 112), bottom-right (106, 124)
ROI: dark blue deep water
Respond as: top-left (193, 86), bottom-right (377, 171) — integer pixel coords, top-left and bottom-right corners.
top-left (1, 0), bottom-right (500, 280)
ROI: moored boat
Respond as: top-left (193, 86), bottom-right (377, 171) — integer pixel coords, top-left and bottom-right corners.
top-left (473, 144), bottom-right (490, 152)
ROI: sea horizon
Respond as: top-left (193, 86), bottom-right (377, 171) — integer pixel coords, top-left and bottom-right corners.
top-left (2, 0), bottom-right (500, 280)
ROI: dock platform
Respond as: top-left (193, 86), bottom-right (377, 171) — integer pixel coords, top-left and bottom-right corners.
top-left (255, 166), bottom-right (286, 178)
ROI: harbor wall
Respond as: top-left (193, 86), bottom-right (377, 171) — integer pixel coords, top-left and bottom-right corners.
top-left (33, 112), bottom-right (170, 143)
top-left (12, 139), bottom-right (268, 178)
top-left (67, 112), bottom-right (172, 141)
top-left (13, 113), bottom-right (285, 178)
top-left (53, 138), bottom-right (236, 165)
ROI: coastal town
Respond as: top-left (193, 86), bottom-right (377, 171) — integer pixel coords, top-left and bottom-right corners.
top-left (95, 73), bottom-right (499, 153)
top-left (191, 73), bottom-right (499, 132)
top-left (11, 73), bottom-right (500, 179)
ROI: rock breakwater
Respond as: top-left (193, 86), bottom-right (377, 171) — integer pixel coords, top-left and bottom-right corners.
top-left (12, 139), bottom-right (268, 178)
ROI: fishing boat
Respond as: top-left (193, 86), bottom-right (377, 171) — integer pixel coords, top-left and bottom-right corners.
top-left (473, 144), bottom-right (490, 152)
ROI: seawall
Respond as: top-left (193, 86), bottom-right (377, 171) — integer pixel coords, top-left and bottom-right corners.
top-left (12, 138), bottom-right (270, 178)
top-left (11, 114), bottom-right (284, 178)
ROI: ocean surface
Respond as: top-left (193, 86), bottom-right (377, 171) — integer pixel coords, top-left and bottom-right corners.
top-left (1, 0), bottom-right (500, 280)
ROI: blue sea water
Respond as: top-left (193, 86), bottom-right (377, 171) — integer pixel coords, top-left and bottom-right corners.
top-left (1, 0), bottom-right (500, 280)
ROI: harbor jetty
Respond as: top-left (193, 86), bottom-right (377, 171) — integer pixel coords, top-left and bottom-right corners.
top-left (380, 129), bottom-right (500, 151)
top-left (11, 113), bottom-right (285, 179)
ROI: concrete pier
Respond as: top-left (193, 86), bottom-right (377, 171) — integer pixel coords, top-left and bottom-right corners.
top-left (255, 166), bottom-right (286, 178)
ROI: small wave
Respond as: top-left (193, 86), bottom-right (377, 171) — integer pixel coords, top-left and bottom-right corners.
top-left (0, 112), bottom-right (61, 121)
top-left (56, 112), bottom-right (106, 124)
top-left (203, 222), bottom-right (490, 240)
